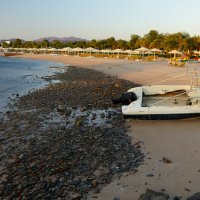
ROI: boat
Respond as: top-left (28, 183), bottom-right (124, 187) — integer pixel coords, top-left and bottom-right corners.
top-left (113, 64), bottom-right (200, 120)
top-left (121, 85), bottom-right (200, 119)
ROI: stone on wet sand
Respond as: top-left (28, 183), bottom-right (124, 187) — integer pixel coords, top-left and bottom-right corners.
top-left (162, 157), bottom-right (172, 164)
top-left (139, 189), bottom-right (169, 200)
top-left (187, 192), bottom-right (200, 200)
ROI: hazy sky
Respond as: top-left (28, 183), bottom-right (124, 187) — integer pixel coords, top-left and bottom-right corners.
top-left (1, 0), bottom-right (200, 40)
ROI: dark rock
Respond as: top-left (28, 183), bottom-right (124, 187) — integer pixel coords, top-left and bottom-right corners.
top-left (91, 113), bottom-right (96, 120)
top-left (80, 107), bottom-right (87, 112)
top-left (174, 197), bottom-right (181, 200)
top-left (57, 104), bottom-right (65, 112)
top-left (162, 157), bottom-right (172, 164)
top-left (65, 109), bottom-right (72, 116)
top-left (146, 174), bottom-right (154, 177)
top-left (71, 193), bottom-right (82, 199)
top-left (100, 113), bottom-right (105, 119)
top-left (113, 197), bottom-right (120, 200)
top-left (139, 189), bottom-right (169, 200)
top-left (187, 193), bottom-right (200, 200)
top-left (75, 117), bottom-right (84, 127)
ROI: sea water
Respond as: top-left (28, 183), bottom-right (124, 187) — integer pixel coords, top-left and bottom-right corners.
top-left (0, 57), bottom-right (65, 113)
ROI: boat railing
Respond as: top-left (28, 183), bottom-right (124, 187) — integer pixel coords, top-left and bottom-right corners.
top-left (147, 61), bottom-right (200, 107)
top-left (151, 73), bottom-right (186, 85)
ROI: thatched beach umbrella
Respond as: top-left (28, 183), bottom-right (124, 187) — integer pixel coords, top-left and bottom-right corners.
top-left (168, 50), bottom-right (182, 58)
top-left (135, 46), bottom-right (149, 52)
top-left (61, 47), bottom-right (72, 55)
top-left (48, 48), bottom-right (59, 54)
top-left (100, 49), bottom-right (112, 55)
top-left (72, 47), bottom-right (83, 56)
top-left (84, 47), bottom-right (98, 56)
top-left (124, 50), bottom-right (133, 54)
top-left (39, 48), bottom-right (48, 54)
top-left (193, 50), bottom-right (200, 56)
top-left (132, 50), bottom-right (140, 54)
top-left (150, 48), bottom-right (161, 60)
top-left (135, 46), bottom-right (149, 59)
top-left (112, 49), bottom-right (124, 58)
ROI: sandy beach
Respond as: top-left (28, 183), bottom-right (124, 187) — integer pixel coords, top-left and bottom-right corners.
top-left (5, 54), bottom-right (200, 199)
top-left (15, 53), bottom-right (192, 85)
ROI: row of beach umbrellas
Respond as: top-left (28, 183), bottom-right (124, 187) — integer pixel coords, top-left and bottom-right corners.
top-left (1, 46), bottom-right (185, 58)
top-left (1, 46), bottom-right (162, 54)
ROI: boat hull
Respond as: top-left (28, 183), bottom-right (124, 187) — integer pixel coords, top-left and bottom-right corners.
top-left (122, 85), bottom-right (200, 120)
top-left (124, 113), bottom-right (200, 120)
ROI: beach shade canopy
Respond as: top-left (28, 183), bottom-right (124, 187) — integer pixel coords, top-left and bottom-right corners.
top-left (168, 50), bottom-right (182, 57)
top-left (48, 48), bottom-right (58, 51)
top-left (193, 50), bottom-right (200, 55)
top-left (72, 47), bottom-right (83, 52)
top-left (100, 49), bottom-right (112, 54)
top-left (39, 48), bottom-right (48, 51)
top-left (92, 48), bottom-right (100, 53)
top-left (61, 47), bottom-right (72, 51)
top-left (132, 50), bottom-right (140, 54)
top-left (112, 48), bottom-right (124, 53)
top-left (134, 47), bottom-right (149, 59)
top-left (84, 47), bottom-right (99, 54)
top-left (150, 48), bottom-right (161, 59)
top-left (124, 50), bottom-right (133, 54)
top-left (150, 48), bottom-right (161, 53)
top-left (135, 46), bottom-right (149, 53)
top-left (144, 51), bottom-right (153, 55)
top-left (84, 47), bottom-right (99, 56)
top-left (84, 47), bottom-right (96, 52)
top-left (168, 50), bottom-right (182, 54)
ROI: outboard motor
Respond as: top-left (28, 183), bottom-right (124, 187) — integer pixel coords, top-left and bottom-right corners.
top-left (112, 92), bottom-right (137, 105)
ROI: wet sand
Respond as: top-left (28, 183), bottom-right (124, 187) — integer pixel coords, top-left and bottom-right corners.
top-left (89, 119), bottom-right (200, 199)
top-left (15, 54), bottom-right (200, 199)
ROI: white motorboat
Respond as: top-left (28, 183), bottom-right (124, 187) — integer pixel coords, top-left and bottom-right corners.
top-left (113, 64), bottom-right (200, 120)
top-left (122, 85), bottom-right (200, 119)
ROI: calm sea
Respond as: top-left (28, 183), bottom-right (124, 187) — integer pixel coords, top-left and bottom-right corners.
top-left (0, 57), bottom-right (65, 113)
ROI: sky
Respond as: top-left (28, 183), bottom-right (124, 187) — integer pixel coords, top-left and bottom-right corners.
top-left (1, 0), bottom-right (200, 40)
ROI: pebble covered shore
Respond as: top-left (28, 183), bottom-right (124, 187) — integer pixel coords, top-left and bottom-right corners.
top-left (0, 66), bottom-right (144, 199)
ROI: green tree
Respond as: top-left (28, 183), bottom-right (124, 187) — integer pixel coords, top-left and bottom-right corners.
top-left (117, 39), bottom-right (128, 49)
top-left (22, 41), bottom-right (36, 48)
top-left (50, 40), bottom-right (63, 49)
top-left (129, 34), bottom-right (141, 49)
top-left (2, 41), bottom-right (11, 48)
top-left (143, 30), bottom-right (159, 48)
top-left (106, 37), bottom-right (117, 49)
top-left (12, 39), bottom-right (22, 48)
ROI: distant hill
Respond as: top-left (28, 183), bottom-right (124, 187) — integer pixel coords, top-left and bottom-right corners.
top-left (34, 36), bottom-right (87, 42)
top-left (0, 37), bottom-right (87, 43)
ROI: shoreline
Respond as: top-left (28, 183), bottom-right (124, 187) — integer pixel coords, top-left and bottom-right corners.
top-left (2, 54), bottom-right (200, 199)
top-left (13, 53), bottom-right (192, 85)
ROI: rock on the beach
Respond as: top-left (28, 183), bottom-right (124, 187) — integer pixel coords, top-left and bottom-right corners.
top-left (162, 157), bottom-right (172, 164)
top-left (187, 193), bottom-right (200, 200)
top-left (139, 189), bottom-right (169, 200)
top-left (57, 104), bottom-right (65, 112)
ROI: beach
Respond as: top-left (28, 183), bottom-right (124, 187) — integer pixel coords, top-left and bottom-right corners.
top-left (1, 54), bottom-right (200, 199)
top-left (15, 54), bottom-right (192, 85)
